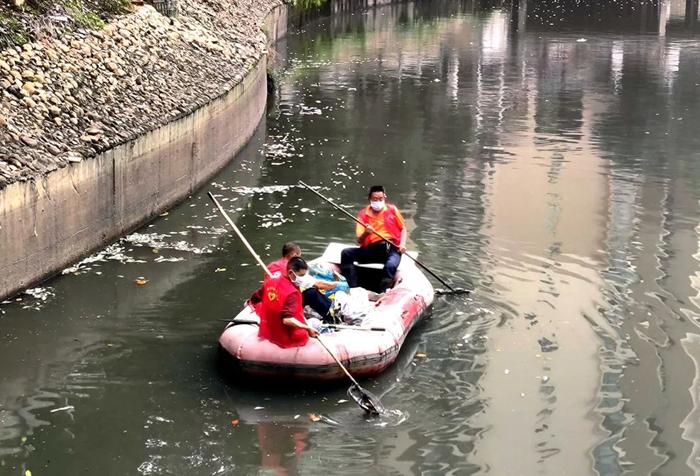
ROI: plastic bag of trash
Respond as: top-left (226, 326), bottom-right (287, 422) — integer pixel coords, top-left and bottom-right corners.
top-left (332, 288), bottom-right (371, 326)
top-left (310, 263), bottom-right (349, 297)
top-left (310, 263), bottom-right (335, 281)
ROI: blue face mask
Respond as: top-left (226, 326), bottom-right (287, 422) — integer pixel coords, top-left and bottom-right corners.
top-left (370, 200), bottom-right (385, 211)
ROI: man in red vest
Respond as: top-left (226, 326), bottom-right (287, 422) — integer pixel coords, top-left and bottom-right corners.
top-left (249, 257), bottom-right (319, 348)
top-left (267, 242), bottom-right (301, 278)
top-left (340, 185), bottom-right (407, 291)
top-left (265, 241), bottom-right (340, 322)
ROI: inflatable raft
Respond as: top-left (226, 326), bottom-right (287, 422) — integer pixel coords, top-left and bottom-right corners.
top-left (218, 243), bottom-right (434, 381)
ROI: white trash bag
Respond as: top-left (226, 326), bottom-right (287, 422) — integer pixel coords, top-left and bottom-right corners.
top-left (332, 288), bottom-right (372, 326)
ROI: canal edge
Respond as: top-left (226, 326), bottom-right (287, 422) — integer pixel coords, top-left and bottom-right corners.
top-left (0, 4), bottom-right (288, 301)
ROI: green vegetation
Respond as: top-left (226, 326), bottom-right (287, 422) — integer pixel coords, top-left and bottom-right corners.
top-left (291, 0), bottom-right (327, 12)
top-left (66, 1), bottom-right (106, 28)
top-left (0, 12), bottom-right (28, 47)
top-left (0, 0), bottom-right (132, 48)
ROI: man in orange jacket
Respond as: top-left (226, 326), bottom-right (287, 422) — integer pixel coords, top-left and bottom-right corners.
top-left (249, 257), bottom-right (319, 348)
top-left (340, 185), bottom-right (407, 291)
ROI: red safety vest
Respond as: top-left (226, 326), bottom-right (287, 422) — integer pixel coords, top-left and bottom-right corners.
top-left (258, 275), bottom-right (309, 348)
top-left (267, 257), bottom-right (288, 279)
top-left (357, 204), bottom-right (403, 247)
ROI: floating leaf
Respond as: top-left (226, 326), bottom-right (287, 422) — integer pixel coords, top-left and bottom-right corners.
top-left (215, 268), bottom-right (227, 273)
top-left (135, 278), bottom-right (148, 285)
top-left (308, 413), bottom-right (321, 422)
top-left (415, 353), bottom-right (427, 359)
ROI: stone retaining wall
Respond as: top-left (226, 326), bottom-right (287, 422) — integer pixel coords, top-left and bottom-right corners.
top-left (0, 5), bottom-right (288, 301)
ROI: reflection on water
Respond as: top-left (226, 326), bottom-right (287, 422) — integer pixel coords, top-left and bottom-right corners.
top-left (2, 0), bottom-right (700, 474)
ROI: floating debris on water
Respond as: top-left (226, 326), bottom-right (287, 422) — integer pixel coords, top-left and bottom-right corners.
top-left (309, 413), bottom-right (321, 422)
top-left (214, 184), bottom-right (294, 195)
top-left (124, 232), bottom-right (214, 254)
top-left (298, 104), bottom-right (323, 115)
top-left (257, 212), bottom-right (292, 229)
top-left (538, 337), bottom-right (559, 353)
top-left (154, 256), bottom-right (185, 263)
top-left (20, 286), bottom-right (56, 310)
top-left (62, 242), bottom-right (146, 274)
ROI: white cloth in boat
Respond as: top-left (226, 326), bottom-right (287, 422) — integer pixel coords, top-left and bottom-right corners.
top-left (332, 288), bottom-right (371, 326)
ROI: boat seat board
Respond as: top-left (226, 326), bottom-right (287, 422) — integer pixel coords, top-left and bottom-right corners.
top-left (316, 242), bottom-right (418, 270)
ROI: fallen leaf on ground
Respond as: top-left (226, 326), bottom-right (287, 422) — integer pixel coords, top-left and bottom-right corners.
top-left (308, 413), bottom-right (321, 422)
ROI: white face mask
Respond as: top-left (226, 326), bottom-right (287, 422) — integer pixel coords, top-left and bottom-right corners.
top-left (370, 200), bottom-right (385, 211)
top-left (291, 272), bottom-right (305, 286)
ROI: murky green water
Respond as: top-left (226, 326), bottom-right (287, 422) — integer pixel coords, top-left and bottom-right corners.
top-left (3, 1), bottom-right (700, 474)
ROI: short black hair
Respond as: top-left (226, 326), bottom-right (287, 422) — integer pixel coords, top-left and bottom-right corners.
top-left (287, 256), bottom-right (308, 273)
top-left (282, 241), bottom-right (301, 258)
top-left (368, 185), bottom-right (385, 198)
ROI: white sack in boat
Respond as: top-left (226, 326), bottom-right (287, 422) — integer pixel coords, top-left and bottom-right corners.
top-left (333, 288), bottom-right (371, 326)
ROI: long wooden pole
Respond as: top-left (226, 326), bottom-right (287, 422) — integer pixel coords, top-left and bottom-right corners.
top-left (208, 191), bottom-right (382, 414)
top-left (298, 181), bottom-right (467, 293)
top-left (208, 192), bottom-right (274, 279)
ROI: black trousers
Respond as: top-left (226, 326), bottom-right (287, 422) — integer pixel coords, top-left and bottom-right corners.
top-left (340, 242), bottom-right (402, 288)
top-left (302, 288), bottom-right (332, 321)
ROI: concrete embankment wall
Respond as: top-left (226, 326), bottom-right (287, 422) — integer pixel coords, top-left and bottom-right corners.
top-left (0, 5), bottom-right (288, 301)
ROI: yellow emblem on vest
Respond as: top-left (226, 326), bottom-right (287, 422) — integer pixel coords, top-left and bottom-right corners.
top-left (267, 287), bottom-right (278, 302)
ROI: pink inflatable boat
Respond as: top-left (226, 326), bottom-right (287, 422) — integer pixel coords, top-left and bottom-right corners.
top-left (218, 243), bottom-right (435, 381)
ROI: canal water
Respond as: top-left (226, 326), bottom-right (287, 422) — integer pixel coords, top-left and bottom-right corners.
top-left (3, 1), bottom-right (700, 474)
